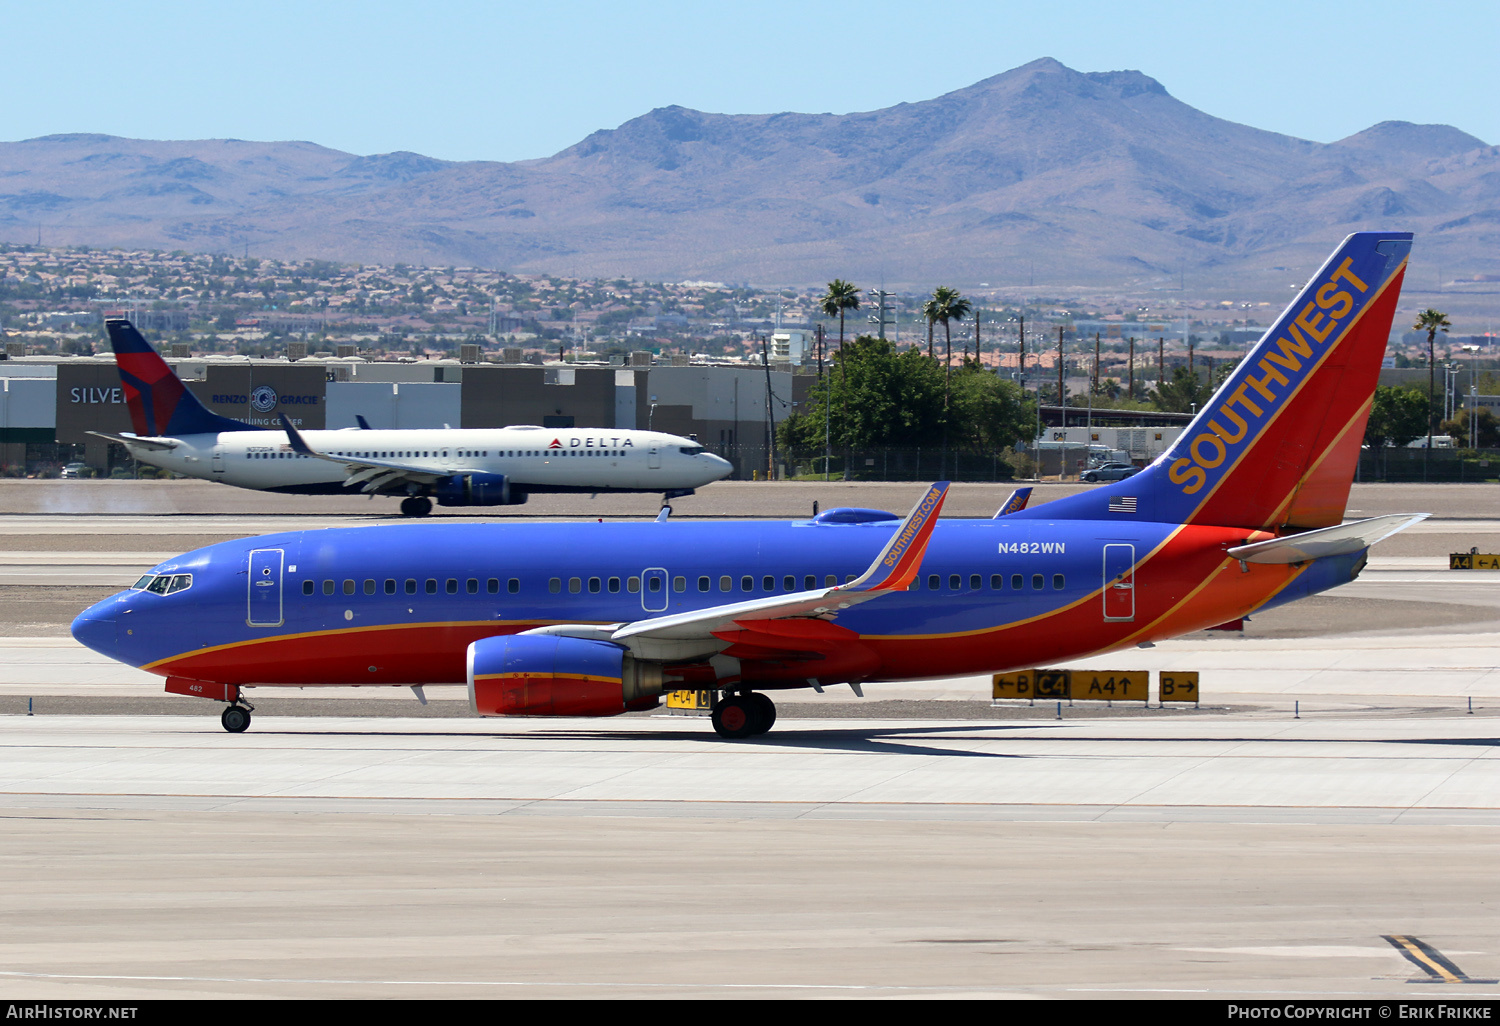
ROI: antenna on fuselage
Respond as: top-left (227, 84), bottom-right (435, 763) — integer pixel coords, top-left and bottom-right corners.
top-left (656, 504), bottom-right (672, 522)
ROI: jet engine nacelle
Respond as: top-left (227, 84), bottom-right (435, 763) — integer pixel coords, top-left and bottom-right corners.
top-left (433, 472), bottom-right (526, 507)
top-left (467, 634), bottom-right (664, 717)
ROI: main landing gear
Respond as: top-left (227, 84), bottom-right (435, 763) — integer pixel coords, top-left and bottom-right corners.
top-left (711, 692), bottom-right (776, 740)
top-left (400, 496), bottom-right (433, 517)
top-left (220, 701), bottom-right (254, 733)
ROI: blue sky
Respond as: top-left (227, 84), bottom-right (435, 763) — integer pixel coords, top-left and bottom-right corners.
top-left (4, 0), bottom-right (1494, 161)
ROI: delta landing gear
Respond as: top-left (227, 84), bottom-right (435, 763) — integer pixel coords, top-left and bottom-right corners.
top-left (400, 496), bottom-right (433, 517)
top-left (710, 692), bottom-right (776, 740)
top-left (220, 702), bottom-right (253, 733)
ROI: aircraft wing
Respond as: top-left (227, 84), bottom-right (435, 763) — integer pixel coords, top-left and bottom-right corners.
top-left (87, 430), bottom-right (180, 452)
top-left (279, 413), bottom-right (455, 492)
top-left (1226, 513), bottom-right (1428, 564)
top-left (544, 483), bottom-right (949, 660)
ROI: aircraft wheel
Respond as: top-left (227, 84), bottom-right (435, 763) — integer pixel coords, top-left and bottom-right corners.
top-left (711, 696), bottom-right (757, 740)
top-left (221, 705), bottom-right (251, 733)
top-left (401, 496), bottom-right (433, 517)
top-left (745, 692), bottom-right (776, 735)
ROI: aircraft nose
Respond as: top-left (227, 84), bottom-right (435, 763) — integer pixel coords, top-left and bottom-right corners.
top-left (707, 454), bottom-right (733, 479)
top-left (71, 604), bottom-right (117, 656)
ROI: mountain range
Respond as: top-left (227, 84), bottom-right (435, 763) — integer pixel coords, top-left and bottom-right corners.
top-left (2, 58), bottom-right (1496, 290)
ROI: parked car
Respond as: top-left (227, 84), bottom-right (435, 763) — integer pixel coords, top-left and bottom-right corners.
top-left (59, 462), bottom-right (88, 479)
top-left (1082, 462), bottom-right (1140, 483)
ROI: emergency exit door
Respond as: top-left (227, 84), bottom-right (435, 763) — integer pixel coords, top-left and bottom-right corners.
top-left (1102, 544), bottom-right (1135, 622)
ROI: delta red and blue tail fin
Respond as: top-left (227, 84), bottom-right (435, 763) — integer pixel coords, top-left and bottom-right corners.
top-left (106, 319), bottom-right (260, 437)
top-left (1011, 231), bottom-right (1411, 531)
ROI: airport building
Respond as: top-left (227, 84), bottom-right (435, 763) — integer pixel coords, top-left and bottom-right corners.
top-left (0, 354), bottom-right (810, 479)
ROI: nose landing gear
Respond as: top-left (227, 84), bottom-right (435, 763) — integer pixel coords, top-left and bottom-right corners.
top-left (710, 692), bottom-right (777, 739)
top-left (220, 702), bottom-right (253, 733)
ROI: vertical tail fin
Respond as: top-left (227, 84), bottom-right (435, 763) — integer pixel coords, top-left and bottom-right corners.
top-left (105, 320), bottom-right (259, 436)
top-left (1013, 232), bottom-right (1411, 531)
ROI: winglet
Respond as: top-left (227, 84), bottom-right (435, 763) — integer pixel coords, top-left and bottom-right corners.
top-left (993, 487), bottom-right (1032, 517)
top-left (841, 482), bottom-right (949, 593)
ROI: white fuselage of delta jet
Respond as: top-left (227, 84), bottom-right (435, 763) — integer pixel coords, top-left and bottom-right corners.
top-left (119, 426), bottom-right (733, 494)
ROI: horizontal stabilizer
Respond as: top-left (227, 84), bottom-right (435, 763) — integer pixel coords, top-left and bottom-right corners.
top-left (1227, 513), bottom-right (1427, 564)
top-left (86, 430), bottom-right (179, 452)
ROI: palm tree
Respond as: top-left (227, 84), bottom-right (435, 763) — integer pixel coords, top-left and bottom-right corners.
top-left (1414, 308), bottom-right (1451, 449)
top-left (928, 286), bottom-right (972, 474)
top-left (821, 279), bottom-right (861, 355)
top-left (821, 280), bottom-right (861, 476)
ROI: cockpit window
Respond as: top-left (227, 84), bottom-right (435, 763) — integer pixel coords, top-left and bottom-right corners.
top-left (139, 574), bottom-right (192, 595)
top-left (678, 446), bottom-right (704, 456)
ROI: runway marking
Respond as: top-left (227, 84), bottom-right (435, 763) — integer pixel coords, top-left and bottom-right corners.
top-left (0, 969), bottom-right (952, 993)
top-left (1382, 934), bottom-right (1497, 984)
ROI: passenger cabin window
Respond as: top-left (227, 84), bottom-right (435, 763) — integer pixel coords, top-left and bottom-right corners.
top-left (303, 580), bottom-right (314, 596)
top-left (928, 574), bottom-right (940, 591)
top-left (1053, 574), bottom-right (1065, 590)
top-left (673, 576), bottom-right (686, 593)
top-left (549, 578), bottom-right (562, 594)
top-left (1032, 574), bottom-right (1044, 590)
top-left (386, 579), bottom-right (397, 595)
top-left (607, 577), bottom-right (620, 593)
top-left (323, 580), bottom-right (335, 596)
top-left (508, 579), bottom-right (520, 594)
top-left (406, 579), bottom-right (417, 595)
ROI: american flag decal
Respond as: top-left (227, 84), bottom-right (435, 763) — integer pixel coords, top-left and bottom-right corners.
top-left (1109, 496), bottom-right (1138, 513)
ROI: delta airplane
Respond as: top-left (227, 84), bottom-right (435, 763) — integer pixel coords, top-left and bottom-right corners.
top-left (74, 233), bottom-right (1424, 739)
top-left (91, 320), bottom-right (732, 515)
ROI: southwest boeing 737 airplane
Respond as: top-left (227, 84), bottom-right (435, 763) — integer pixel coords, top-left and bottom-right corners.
top-left (92, 319), bottom-right (732, 515)
top-left (74, 233), bottom-right (1422, 739)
